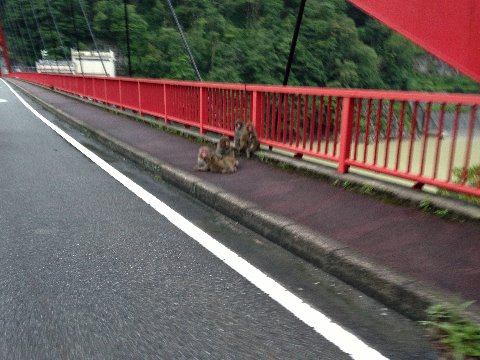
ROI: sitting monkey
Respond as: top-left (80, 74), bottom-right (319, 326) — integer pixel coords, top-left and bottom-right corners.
top-left (245, 121), bottom-right (260, 158)
top-left (216, 135), bottom-right (234, 158)
top-left (246, 131), bottom-right (260, 158)
top-left (234, 120), bottom-right (249, 155)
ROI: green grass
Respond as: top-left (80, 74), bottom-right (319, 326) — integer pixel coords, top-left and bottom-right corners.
top-left (421, 302), bottom-right (480, 359)
top-left (438, 165), bottom-right (480, 206)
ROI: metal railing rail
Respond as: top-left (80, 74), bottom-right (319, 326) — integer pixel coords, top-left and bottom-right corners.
top-left (10, 72), bottom-right (480, 197)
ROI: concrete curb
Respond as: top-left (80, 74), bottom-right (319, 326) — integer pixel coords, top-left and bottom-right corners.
top-left (10, 79), bottom-right (480, 323)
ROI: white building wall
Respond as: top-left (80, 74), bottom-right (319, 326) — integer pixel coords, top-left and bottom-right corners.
top-left (36, 60), bottom-right (75, 74)
top-left (71, 49), bottom-right (115, 77)
top-left (35, 50), bottom-right (116, 77)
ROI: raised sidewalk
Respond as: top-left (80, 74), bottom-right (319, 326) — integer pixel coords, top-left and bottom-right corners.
top-left (8, 78), bottom-right (480, 322)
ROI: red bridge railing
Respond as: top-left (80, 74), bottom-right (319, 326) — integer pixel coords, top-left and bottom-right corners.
top-left (10, 72), bottom-right (480, 197)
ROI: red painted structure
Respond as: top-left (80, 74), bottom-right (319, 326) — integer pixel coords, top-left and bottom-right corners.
top-left (10, 73), bottom-right (480, 197)
top-left (349, 0), bottom-right (480, 83)
top-left (0, 18), bottom-right (11, 76)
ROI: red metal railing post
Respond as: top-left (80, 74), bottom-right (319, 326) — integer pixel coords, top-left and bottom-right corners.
top-left (250, 90), bottom-right (262, 136)
top-left (199, 85), bottom-right (207, 134)
top-left (119, 80), bottom-right (124, 110)
top-left (104, 78), bottom-right (107, 104)
top-left (138, 80), bottom-right (142, 115)
top-left (338, 97), bottom-right (355, 174)
top-left (163, 83), bottom-right (170, 125)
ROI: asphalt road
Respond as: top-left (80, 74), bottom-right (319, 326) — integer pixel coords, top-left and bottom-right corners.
top-left (0, 81), bottom-right (437, 359)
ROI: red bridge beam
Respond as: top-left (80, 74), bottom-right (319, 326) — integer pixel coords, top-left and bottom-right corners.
top-left (0, 18), bottom-right (11, 76)
top-left (348, 0), bottom-right (480, 84)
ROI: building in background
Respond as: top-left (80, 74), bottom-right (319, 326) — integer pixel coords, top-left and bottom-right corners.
top-left (71, 49), bottom-right (115, 77)
top-left (35, 60), bottom-right (75, 74)
top-left (36, 49), bottom-right (115, 77)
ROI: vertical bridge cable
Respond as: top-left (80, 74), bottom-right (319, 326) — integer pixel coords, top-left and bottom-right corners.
top-left (69, 0), bottom-right (83, 75)
top-left (27, 0), bottom-right (54, 72)
top-left (123, 0), bottom-right (132, 76)
top-left (19, 1), bottom-right (38, 68)
top-left (283, 0), bottom-right (307, 86)
top-left (77, 0), bottom-right (108, 76)
top-left (0, 7), bottom-right (17, 68)
top-left (165, 0), bottom-right (202, 81)
top-left (2, 3), bottom-right (29, 69)
top-left (41, 1), bottom-right (62, 71)
top-left (28, 0), bottom-right (48, 52)
top-left (44, 0), bottom-right (75, 74)
top-left (13, 13), bottom-right (32, 68)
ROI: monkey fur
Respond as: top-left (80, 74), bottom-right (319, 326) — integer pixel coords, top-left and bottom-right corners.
top-left (234, 120), bottom-right (249, 155)
top-left (194, 145), bottom-right (215, 171)
top-left (194, 145), bottom-right (238, 173)
top-left (234, 120), bottom-right (259, 158)
top-left (216, 135), bottom-right (233, 158)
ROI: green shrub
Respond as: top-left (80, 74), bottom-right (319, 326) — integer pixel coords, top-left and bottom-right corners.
top-left (439, 164), bottom-right (480, 205)
top-left (421, 302), bottom-right (480, 359)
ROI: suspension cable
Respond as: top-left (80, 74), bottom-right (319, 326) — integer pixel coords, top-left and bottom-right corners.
top-left (27, 0), bottom-right (47, 50)
top-left (44, 0), bottom-right (74, 73)
top-left (3, 5), bottom-right (29, 68)
top-left (1, 13), bottom-right (19, 68)
top-left (165, 0), bottom-right (202, 81)
top-left (283, 0), bottom-right (306, 85)
top-left (13, 11), bottom-right (34, 69)
top-left (27, 0), bottom-right (54, 73)
top-left (19, 1), bottom-right (38, 62)
top-left (69, 0), bottom-right (83, 75)
top-left (43, 5), bottom-right (62, 72)
top-left (123, 0), bottom-right (132, 76)
top-left (77, 0), bottom-right (108, 76)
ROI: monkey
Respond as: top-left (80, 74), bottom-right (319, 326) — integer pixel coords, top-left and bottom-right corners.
top-left (244, 121), bottom-right (260, 158)
top-left (207, 154), bottom-right (239, 174)
top-left (194, 145), bottom-right (238, 173)
top-left (234, 120), bottom-right (249, 155)
top-left (215, 135), bottom-right (233, 158)
top-left (194, 145), bottom-right (215, 171)
top-left (246, 131), bottom-right (260, 158)
top-left (245, 121), bottom-right (257, 137)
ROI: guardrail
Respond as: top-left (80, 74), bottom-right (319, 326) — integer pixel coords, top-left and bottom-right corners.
top-left (10, 72), bottom-right (480, 197)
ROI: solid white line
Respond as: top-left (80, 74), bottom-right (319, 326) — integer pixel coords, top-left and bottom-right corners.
top-left (3, 79), bottom-right (388, 360)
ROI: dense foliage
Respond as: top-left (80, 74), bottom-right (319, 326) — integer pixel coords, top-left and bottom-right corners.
top-left (2, 0), bottom-right (479, 92)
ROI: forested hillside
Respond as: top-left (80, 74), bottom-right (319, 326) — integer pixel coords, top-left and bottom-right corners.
top-left (2, 0), bottom-right (479, 92)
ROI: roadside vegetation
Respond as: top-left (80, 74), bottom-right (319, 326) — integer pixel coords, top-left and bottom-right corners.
top-left (421, 302), bottom-right (480, 359)
top-left (438, 165), bottom-right (480, 205)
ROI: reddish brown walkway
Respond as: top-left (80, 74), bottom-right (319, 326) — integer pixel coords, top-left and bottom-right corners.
top-left (11, 79), bottom-right (480, 304)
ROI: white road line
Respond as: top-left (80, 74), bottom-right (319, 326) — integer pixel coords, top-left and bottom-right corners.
top-left (3, 79), bottom-right (388, 360)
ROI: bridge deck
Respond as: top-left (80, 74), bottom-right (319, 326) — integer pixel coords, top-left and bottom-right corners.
top-left (9, 79), bottom-right (480, 316)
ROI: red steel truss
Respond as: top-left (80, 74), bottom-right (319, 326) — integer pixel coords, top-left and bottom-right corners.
top-left (349, 0), bottom-right (480, 83)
